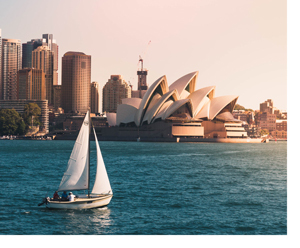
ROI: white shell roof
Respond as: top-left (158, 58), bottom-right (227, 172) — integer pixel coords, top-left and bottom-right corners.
top-left (134, 75), bottom-right (168, 126)
top-left (163, 98), bottom-right (193, 119)
top-left (116, 104), bottom-right (138, 125)
top-left (113, 71), bottom-right (240, 126)
top-left (106, 113), bottom-right (117, 126)
top-left (121, 98), bottom-right (142, 109)
top-left (142, 89), bottom-right (179, 125)
top-left (153, 100), bottom-right (174, 122)
top-left (209, 95), bottom-right (238, 120)
top-left (195, 101), bottom-right (210, 119)
top-left (169, 71), bottom-right (198, 99)
top-left (187, 86), bottom-right (215, 117)
top-left (196, 95), bottom-right (238, 120)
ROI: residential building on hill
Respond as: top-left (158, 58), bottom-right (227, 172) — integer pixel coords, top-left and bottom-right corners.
top-left (260, 99), bottom-right (274, 114)
top-left (257, 112), bottom-right (276, 132)
top-left (276, 120), bottom-right (287, 132)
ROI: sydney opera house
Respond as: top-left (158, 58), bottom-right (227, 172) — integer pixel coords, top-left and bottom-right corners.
top-left (100, 71), bottom-right (262, 143)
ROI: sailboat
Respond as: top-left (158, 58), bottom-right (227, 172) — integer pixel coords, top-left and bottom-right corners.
top-left (40, 111), bottom-right (113, 209)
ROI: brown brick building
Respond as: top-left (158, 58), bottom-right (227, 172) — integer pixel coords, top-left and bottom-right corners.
top-left (61, 52), bottom-right (91, 114)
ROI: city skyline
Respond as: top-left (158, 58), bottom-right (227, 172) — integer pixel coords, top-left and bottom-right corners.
top-left (0, 0), bottom-right (287, 111)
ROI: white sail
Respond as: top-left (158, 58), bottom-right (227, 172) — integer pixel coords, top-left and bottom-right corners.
top-left (58, 112), bottom-right (90, 192)
top-left (91, 127), bottom-right (112, 195)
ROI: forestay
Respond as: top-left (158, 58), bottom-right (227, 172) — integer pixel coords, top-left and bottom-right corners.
top-left (58, 112), bottom-right (90, 191)
top-left (91, 128), bottom-right (112, 195)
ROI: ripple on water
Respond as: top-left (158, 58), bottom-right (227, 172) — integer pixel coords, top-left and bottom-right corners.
top-left (0, 140), bottom-right (287, 235)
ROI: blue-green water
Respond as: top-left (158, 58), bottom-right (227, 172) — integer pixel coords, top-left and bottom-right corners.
top-left (0, 140), bottom-right (286, 235)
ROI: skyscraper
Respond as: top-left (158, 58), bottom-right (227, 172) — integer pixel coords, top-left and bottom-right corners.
top-left (43, 34), bottom-right (59, 86)
top-left (61, 52), bottom-right (91, 114)
top-left (17, 68), bottom-right (46, 100)
top-left (22, 34), bottom-right (59, 85)
top-left (22, 38), bottom-right (47, 69)
top-left (102, 75), bottom-right (131, 113)
top-left (32, 46), bottom-right (53, 105)
top-left (1, 38), bottom-right (22, 100)
top-left (91, 81), bottom-right (99, 113)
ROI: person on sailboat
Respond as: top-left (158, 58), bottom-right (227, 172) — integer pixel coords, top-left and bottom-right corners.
top-left (68, 192), bottom-right (76, 201)
top-left (62, 191), bottom-right (68, 200)
top-left (53, 191), bottom-right (60, 200)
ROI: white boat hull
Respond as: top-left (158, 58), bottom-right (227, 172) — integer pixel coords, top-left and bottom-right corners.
top-left (45, 194), bottom-right (113, 210)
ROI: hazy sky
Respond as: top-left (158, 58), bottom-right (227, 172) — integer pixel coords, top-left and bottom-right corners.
top-left (0, 0), bottom-right (287, 111)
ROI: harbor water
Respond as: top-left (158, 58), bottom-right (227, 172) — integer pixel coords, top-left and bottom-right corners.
top-left (0, 140), bottom-right (286, 235)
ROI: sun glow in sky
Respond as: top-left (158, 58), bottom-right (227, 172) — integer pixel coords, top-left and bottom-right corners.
top-left (0, 0), bottom-right (287, 111)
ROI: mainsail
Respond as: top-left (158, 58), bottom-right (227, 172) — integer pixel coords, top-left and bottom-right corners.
top-left (58, 112), bottom-right (90, 191)
top-left (91, 127), bottom-right (112, 195)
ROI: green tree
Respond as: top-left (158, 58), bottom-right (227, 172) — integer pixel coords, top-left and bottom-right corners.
top-left (23, 103), bottom-right (42, 128)
top-left (234, 104), bottom-right (245, 110)
top-left (0, 109), bottom-right (26, 135)
top-left (234, 104), bottom-right (254, 112)
top-left (260, 129), bottom-right (269, 136)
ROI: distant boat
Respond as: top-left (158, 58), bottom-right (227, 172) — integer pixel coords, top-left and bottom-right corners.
top-left (39, 111), bottom-right (113, 209)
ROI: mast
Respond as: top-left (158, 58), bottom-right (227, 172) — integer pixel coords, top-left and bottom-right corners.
top-left (88, 111), bottom-right (90, 198)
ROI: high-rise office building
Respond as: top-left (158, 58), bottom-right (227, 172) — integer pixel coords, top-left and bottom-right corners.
top-left (1, 38), bottom-right (22, 100)
top-left (17, 68), bottom-right (46, 100)
top-left (91, 81), bottom-right (99, 113)
top-left (32, 46), bottom-right (53, 105)
top-left (22, 38), bottom-right (47, 69)
top-left (61, 52), bottom-right (91, 114)
top-left (102, 75), bottom-right (131, 113)
top-left (22, 34), bottom-right (59, 85)
top-left (43, 34), bottom-right (59, 85)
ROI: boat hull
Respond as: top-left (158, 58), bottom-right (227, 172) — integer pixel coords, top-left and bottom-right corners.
top-left (45, 194), bottom-right (113, 210)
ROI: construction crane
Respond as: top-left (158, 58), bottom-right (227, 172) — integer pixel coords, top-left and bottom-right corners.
top-left (138, 40), bottom-right (151, 71)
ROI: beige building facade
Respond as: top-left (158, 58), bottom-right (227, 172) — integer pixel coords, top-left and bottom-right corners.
top-left (32, 46), bottom-right (53, 105)
top-left (276, 120), bottom-right (287, 131)
top-left (1, 38), bottom-right (22, 100)
top-left (260, 99), bottom-right (274, 114)
top-left (102, 75), bottom-right (131, 113)
top-left (42, 34), bottom-right (59, 86)
top-left (271, 130), bottom-right (287, 139)
top-left (258, 112), bottom-right (276, 132)
top-left (17, 68), bottom-right (46, 100)
top-left (61, 52), bottom-right (91, 114)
